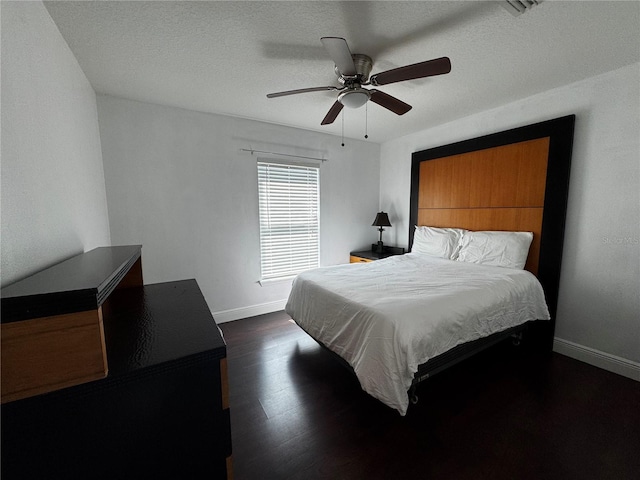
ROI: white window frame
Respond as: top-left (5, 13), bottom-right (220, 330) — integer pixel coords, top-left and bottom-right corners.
top-left (257, 160), bottom-right (320, 281)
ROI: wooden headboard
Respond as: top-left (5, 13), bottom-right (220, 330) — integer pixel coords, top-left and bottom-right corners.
top-left (409, 115), bottom-right (575, 347)
top-left (416, 137), bottom-right (549, 274)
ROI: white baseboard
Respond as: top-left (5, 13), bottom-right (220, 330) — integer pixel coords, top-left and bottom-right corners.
top-left (213, 299), bottom-right (287, 324)
top-left (553, 337), bottom-right (640, 381)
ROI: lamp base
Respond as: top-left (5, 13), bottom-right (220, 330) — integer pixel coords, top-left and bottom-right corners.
top-left (374, 241), bottom-right (384, 254)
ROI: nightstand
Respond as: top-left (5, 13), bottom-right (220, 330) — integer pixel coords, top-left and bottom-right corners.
top-left (350, 245), bottom-right (405, 263)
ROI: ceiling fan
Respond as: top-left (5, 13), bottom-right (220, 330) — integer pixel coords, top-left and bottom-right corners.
top-left (266, 37), bottom-right (451, 126)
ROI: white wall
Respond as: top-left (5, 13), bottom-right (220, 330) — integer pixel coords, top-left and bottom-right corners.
top-left (1, 1), bottom-right (111, 286)
top-left (97, 95), bottom-right (380, 322)
top-left (380, 63), bottom-right (640, 378)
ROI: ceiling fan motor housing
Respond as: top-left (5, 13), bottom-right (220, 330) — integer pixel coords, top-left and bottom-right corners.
top-left (336, 54), bottom-right (373, 85)
top-left (335, 54), bottom-right (374, 108)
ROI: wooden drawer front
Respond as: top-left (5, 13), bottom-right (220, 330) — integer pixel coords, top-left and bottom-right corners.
top-left (350, 255), bottom-right (373, 263)
top-left (1, 308), bottom-right (108, 403)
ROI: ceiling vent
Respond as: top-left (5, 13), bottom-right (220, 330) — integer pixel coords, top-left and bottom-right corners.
top-left (501, 0), bottom-right (544, 17)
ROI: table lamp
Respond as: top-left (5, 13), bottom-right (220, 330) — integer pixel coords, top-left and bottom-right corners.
top-left (372, 212), bottom-right (392, 254)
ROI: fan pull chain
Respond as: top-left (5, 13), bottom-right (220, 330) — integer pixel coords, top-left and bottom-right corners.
top-left (341, 110), bottom-right (345, 147)
top-left (365, 102), bottom-right (369, 139)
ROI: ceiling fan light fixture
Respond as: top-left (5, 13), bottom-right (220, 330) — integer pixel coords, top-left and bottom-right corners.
top-left (338, 89), bottom-right (371, 109)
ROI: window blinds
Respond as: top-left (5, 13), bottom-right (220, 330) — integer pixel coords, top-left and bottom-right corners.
top-left (257, 161), bottom-right (320, 280)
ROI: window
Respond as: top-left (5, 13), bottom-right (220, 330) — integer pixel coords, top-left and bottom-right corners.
top-left (257, 161), bottom-right (320, 280)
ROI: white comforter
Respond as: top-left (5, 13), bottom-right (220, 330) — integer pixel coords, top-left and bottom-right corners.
top-left (285, 253), bottom-right (550, 415)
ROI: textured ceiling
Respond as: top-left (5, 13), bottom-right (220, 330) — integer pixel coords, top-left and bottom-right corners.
top-left (44, 1), bottom-right (640, 143)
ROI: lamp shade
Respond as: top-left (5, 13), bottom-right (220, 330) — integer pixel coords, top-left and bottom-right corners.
top-left (372, 212), bottom-right (392, 227)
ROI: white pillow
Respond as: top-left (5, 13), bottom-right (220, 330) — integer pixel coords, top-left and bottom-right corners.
top-left (456, 231), bottom-right (534, 269)
top-left (412, 226), bottom-right (466, 259)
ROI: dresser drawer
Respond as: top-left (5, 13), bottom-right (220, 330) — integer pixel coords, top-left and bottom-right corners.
top-left (1, 309), bottom-right (108, 403)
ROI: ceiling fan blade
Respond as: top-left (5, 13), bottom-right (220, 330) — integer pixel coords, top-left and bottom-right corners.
top-left (369, 90), bottom-right (412, 115)
top-left (320, 37), bottom-right (357, 76)
top-left (321, 101), bottom-right (344, 125)
top-left (267, 86), bottom-right (339, 98)
top-left (370, 57), bottom-right (451, 86)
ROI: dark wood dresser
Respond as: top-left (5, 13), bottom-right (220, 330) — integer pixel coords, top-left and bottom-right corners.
top-left (1, 246), bottom-right (232, 479)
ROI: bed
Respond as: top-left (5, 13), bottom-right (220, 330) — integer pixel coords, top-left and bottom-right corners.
top-left (286, 115), bottom-right (575, 415)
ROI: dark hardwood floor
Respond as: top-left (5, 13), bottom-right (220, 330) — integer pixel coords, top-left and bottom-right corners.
top-left (220, 312), bottom-right (640, 480)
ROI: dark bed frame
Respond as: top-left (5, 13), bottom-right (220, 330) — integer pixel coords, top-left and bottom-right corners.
top-left (301, 115), bottom-right (575, 410)
top-left (407, 115), bottom-right (575, 402)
